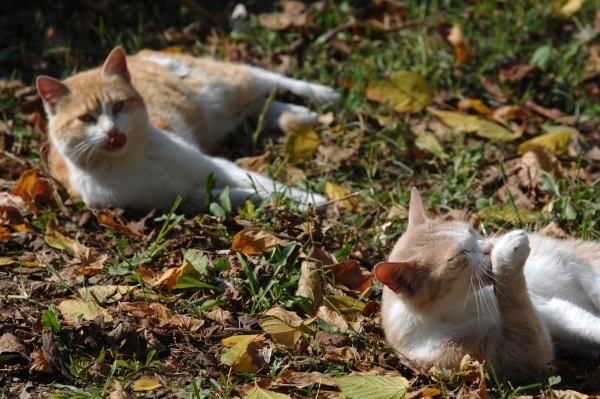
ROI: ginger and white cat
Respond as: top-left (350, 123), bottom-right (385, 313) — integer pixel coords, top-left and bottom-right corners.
top-left (376, 188), bottom-right (600, 382)
top-left (36, 47), bottom-right (339, 213)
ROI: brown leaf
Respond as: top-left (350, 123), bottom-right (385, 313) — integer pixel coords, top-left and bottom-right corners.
top-left (231, 227), bottom-right (289, 255)
top-left (324, 260), bottom-right (373, 295)
top-left (11, 168), bottom-right (56, 212)
top-left (446, 24), bottom-right (470, 66)
top-left (121, 302), bottom-right (204, 333)
top-left (325, 182), bottom-right (362, 211)
top-left (97, 211), bottom-right (142, 237)
top-left (0, 332), bottom-right (28, 359)
top-left (277, 371), bottom-right (336, 388)
top-left (258, 1), bottom-right (312, 30)
top-left (296, 260), bottom-right (325, 315)
top-left (30, 349), bottom-right (53, 374)
top-left (498, 65), bottom-right (541, 83)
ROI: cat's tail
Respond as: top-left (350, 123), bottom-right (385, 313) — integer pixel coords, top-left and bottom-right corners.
top-left (249, 66), bottom-right (340, 105)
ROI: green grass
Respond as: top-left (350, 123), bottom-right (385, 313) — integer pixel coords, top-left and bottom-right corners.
top-left (1, 0), bottom-right (599, 398)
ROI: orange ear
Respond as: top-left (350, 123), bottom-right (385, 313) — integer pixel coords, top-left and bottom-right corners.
top-left (408, 187), bottom-right (428, 228)
top-left (36, 76), bottom-right (70, 114)
top-left (374, 260), bottom-right (418, 295)
top-left (101, 47), bottom-right (130, 82)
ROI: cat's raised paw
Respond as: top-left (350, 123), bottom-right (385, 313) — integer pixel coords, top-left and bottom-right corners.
top-left (492, 230), bottom-right (531, 275)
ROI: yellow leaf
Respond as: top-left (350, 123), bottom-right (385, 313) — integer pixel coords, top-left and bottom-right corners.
top-left (259, 307), bottom-right (316, 347)
top-left (132, 378), bottom-right (163, 391)
top-left (335, 375), bottom-right (409, 399)
top-left (222, 334), bottom-right (263, 348)
top-left (326, 295), bottom-right (366, 314)
top-left (325, 182), bottom-right (361, 211)
top-left (366, 71), bottom-right (432, 113)
top-left (478, 205), bottom-right (539, 224)
top-left (220, 335), bottom-right (264, 373)
top-left (553, 0), bottom-right (583, 17)
top-left (518, 125), bottom-right (577, 155)
top-left (414, 131), bottom-right (448, 159)
top-left (243, 384), bottom-right (294, 399)
top-left (45, 226), bottom-right (79, 253)
top-left (78, 285), bottom-right (130, 304)
top-left (283, 125), bottom-right (320, 164)
top-left (0, 257), bottom-right (39, 267)
top-left (429, 108), bottom-right (521, 141)
top-left (231, 227), bottom-right (289, 255)
top-left (58, 299), bottom-right (113, 323)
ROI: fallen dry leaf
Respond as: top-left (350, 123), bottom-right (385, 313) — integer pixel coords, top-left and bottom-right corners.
top-left (325, 182), bottom-right (362, 211)
top-left (131, 378), bottom-right (163, 392)
top-left (414, 131), bottom-right (448, 159)
top-left (429, 108), bottom-right (521, 141)
top-left (296, 260), bottom-right (325, 315)
top-left (258, 1), bottom-right (312, 30)
top-left (324, 260), bottom-right (373, 295)
top-left (553, 0), bottom-right (584, 17)
top-left (231, 227), bottom-right (289, 255)
top-left (97, 211), bottom-right (142, 237)
top-left (30, 349), bottom-right (53, 374)
top-left (11, 168), bottom-right (56, 212)
top-left (498, 64), bottom-right (541, 83)
top-left (283, 125), bottom-right (320, 164)
top-left (121, 302), bottom-right (204, 332)
top-left (58, 299), bottom-right (113, 323)
top-left (366, 71), bottom-right (432, 113)
top-left (518, 125), bottom-right (578, 155)
top-left (220, 334), bottom-right (265, 373)
top-left (446, 24), bottom-right (470, 66)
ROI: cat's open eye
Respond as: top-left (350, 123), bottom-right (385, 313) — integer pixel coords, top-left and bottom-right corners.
top-left (78, 114), bottom-right (96, 124)
top-left (112, 100), bottom-right (124, 114)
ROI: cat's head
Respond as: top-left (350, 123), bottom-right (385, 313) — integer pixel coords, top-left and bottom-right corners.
top-left (37, 47), bottom-right (146, 168)
top-left (375, 188), bottom-right (493, 310)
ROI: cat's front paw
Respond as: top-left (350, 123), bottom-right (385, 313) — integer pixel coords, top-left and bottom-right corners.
top-left (492, 230), bottom-right (530, 276)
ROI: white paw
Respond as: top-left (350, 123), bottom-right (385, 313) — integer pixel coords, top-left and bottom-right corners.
top-left (492, 230), bottom-right (530, 275)
top-left (311, 85), bottom-right (340, 104)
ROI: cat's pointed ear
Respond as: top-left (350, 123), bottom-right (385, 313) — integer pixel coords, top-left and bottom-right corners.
top-left (101, 47), bottom-right (131, 82)
top-left (408, 187), bottom-right (428, 228)
top-left (36, 76), bottom-right (70, 115)
top-left (374, 260), bottom-right (418, 295)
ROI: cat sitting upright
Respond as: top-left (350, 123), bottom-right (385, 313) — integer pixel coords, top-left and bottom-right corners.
top-left (36, 47), bottom-right (339, 214)
top-left (375, 188), bottom-right (600, 382)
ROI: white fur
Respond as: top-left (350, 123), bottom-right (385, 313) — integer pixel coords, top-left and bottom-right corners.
top-left (53, 100), bottom-right (327, 213)
top-left (140, 54), bottom-right (340, 150)
top-left (382, 228), bottom-right (600, 364)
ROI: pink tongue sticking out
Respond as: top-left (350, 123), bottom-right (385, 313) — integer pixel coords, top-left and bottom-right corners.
top-left (108, 132), bottom-right (127, 150)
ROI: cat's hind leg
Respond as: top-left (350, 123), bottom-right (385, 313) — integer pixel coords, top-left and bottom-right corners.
top-left (248, 66), bottom-right (340, 105)
top-left (533, 295), bottom-right (600, 356)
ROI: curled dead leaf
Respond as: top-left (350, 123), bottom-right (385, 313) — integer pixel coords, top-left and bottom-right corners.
top-left (11, 168), bottom-right (56, 212)
top-left (231, 227), bottom-right (289, 255)
top-left (446, 24), bottom-right (470, 66)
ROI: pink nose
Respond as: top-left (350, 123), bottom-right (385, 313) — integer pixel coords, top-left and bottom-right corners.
top-left (107, 128), bottom-right (118, 137)
top-left (483, 244), bottom-right (494, 255)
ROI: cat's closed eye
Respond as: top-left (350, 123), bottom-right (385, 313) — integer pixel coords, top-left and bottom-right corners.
top-left (448, 250), bottom-right (468, 261)
top-left (112, 100), bottom-right (124, 114)
top-left (78, 114), bottom-right (96, 124)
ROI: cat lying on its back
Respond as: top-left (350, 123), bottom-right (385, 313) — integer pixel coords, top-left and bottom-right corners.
top-left (376, 188), bottom-right (600, 382)
top-left (36, 47), bottom-right (339, 213)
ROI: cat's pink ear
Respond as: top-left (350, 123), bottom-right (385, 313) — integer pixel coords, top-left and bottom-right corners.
top-left (408, 187), bottom-right (428, 228)
top-left (374, 260), bottom-right (418, 295)
top-left (36, 76), bottom-right (70, 115)
top-left (101, 47), bottom-right (130, 82)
